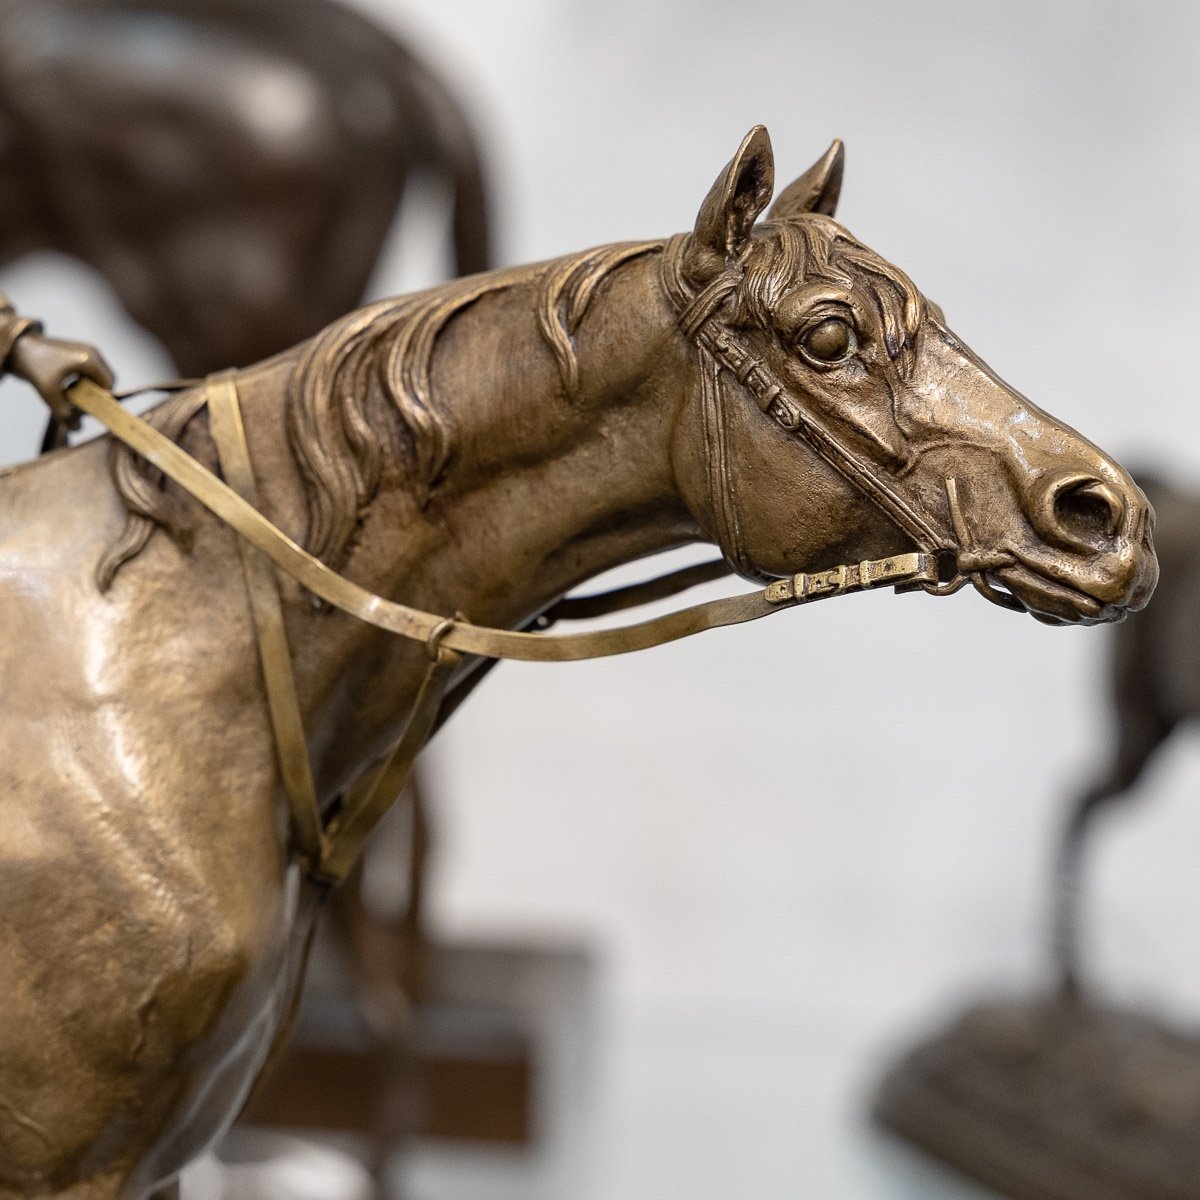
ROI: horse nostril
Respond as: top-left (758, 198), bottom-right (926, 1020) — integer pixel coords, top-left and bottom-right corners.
top-left (1050, 476), bottom-right (1125, 545)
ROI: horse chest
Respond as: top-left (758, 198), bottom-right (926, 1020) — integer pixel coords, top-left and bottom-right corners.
top-left (0, 632), bottom-right (298, 1191)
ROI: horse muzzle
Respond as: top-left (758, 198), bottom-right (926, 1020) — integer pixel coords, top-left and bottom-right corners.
top-left (993, 503), bottom-right (1158, 625)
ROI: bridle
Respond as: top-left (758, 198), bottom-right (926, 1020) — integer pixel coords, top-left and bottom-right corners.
top-left (57, 241), bottom-right (1002, 884)
top-left (657, 234), bottom-right (1027, 611)
top-left (660, 234), bottom-right (955, 580)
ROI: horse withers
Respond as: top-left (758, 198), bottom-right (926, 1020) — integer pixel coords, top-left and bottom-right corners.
top-left (0, 127), bottom-right (1156, 1200)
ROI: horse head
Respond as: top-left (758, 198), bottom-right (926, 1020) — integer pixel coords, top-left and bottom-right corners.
top-left (667, 127), bottom-right (1156, 625)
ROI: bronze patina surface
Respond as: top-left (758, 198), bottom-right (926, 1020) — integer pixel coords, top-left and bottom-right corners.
top-left (0, 129), bottom-right (1156, 1200)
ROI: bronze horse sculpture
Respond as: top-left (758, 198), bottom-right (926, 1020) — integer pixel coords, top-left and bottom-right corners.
top-left (0, 0), bottom-right (490, 384)
top-left (0, 128), bottom-right (1157, 1200)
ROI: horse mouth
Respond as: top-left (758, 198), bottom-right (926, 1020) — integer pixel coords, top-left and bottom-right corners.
top-left (986, 562), bottom-right (1122, 627)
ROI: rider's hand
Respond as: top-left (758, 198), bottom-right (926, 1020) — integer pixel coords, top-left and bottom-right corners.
top-left (8, 334), bottom-right (115, 429)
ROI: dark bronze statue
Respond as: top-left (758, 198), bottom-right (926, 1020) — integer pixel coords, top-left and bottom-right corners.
top-left (0, 127), bottom-right (1156, 1200)
top-left (1054, 472), bottom-right (1192, 995)
top-left (876, 472), bottom-right (1198, 1200)
top-left (0, 0), bottom-right (490, 382)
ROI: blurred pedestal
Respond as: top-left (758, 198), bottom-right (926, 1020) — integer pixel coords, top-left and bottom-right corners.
top-left (873, 997), bottom-right (1200, 1200)
top-left (242, 938), bottom-right (593, 1147)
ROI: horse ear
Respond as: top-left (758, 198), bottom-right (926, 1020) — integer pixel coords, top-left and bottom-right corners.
top-left (685, 125), bottom-right (774, 282)
top-left (769, 139), bottom-right (844, 220)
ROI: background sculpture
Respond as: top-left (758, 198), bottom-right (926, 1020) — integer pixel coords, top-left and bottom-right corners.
top-left (876, 471), bottom-right (1199, 1200)
top-left (1053, 473), bottom-right (1195, 998)
top-left (0, 0), bottom-right (490, 383)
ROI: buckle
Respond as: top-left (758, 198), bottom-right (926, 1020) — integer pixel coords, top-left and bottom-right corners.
top-left (764, 552), bottom-right (938, 606)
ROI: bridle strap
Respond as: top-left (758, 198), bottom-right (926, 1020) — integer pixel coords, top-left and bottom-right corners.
top-left (659, 235), bottom-right (955, 560)
top-left (699, 345), bottom-right (751, 575)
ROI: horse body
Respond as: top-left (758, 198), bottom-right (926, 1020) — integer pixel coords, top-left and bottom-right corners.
top-left (0, 130), bottom-right (1157, 1198)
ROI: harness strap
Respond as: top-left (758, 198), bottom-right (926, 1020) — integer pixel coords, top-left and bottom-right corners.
top-left (207, 372), bottom-right (328, 873)
top-left (317, 633), bottom-right (460, 886)
top-left (67, 377), bottom-right (942, 663)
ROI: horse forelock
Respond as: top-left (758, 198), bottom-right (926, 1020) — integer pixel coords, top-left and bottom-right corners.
top-left (737, 215), bottom-right (925, 374)
top-left (102, 241), bottom-right (665, 583)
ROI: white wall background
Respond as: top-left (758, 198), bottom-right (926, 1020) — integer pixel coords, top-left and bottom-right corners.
top-left (5, 3), bottom-right (1200, 1196)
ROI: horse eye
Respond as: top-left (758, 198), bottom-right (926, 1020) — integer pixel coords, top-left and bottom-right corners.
top-left (799, 317), bottom-right (854, 364)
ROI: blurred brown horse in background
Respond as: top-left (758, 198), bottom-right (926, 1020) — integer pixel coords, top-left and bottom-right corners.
top-left (0, 0), bottom-right (491, 383)
top-left (1054, 472), bottom-right (1197, 994)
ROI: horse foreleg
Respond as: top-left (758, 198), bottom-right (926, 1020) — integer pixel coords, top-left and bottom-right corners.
top-left (1052, 697), bottom-right (1174, 999)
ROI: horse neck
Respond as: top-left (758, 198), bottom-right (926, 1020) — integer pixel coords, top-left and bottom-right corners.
top-left (412, 250), bottom-right (704, 627)
top-left (236, 248), bottom-right (706, 791)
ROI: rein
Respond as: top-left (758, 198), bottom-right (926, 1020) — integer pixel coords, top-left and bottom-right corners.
top-left (67, 374), bottom-right (939, 883)
top-left (59, 248), bottom-right (972, 882)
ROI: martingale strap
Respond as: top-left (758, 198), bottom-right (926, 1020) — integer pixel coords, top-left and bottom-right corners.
top-left (65, 375), bottom-right (941, 883)
top-left (207, 373), bottom-right (327, 872)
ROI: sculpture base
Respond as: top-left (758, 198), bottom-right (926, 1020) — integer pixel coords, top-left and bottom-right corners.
top-left (241, 937), bottom-right (593, 1146)
top-left (873, 996), bottom-right (1200, 1200)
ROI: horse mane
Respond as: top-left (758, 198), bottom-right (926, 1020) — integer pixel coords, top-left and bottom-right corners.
top-left (98, 240), bottom-right (662, 587)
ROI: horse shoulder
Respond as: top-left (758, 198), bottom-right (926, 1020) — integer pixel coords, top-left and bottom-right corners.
top-left (0, 441), bottom-right (293, 1191)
